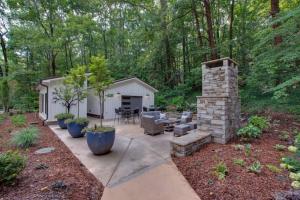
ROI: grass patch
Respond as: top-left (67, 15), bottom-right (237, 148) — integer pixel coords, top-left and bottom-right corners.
top-left (266, 164), bottom-right (282, 173)
top-left (214, 162), bottom-right (228, 180)
top-left (233, 158), bottom-right (245, 167)
top-left (11, 115), bottom-right (26, 127)
top-left (274, 144), bottom-right (286, 151)
top-left (11, 126), bottom-right (39, 148)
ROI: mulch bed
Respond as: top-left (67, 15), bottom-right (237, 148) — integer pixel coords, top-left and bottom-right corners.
top-left (0, 113), bottom-right (104, 200)
top-left (173, 112), bottom-right (300, 200)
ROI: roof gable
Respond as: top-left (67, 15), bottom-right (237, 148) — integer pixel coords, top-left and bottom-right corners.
top-left (110, 77), bottom-right (158, 92)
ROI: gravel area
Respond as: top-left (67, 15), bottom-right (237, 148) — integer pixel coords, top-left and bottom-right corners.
top-left (0, 113), bottom-right (104, 200)
top-left (173, 112), bottom-right (300, 200)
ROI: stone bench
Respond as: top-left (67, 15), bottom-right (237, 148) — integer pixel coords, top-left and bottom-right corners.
top-left (170, 130), bottom-right (211, 157)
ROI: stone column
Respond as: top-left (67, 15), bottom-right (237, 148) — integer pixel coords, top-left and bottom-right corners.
top-left (197, 58), bottom-right (240, 144)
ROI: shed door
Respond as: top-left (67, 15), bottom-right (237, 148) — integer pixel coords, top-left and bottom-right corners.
top-left (121, 96), bottom-right (142, 112)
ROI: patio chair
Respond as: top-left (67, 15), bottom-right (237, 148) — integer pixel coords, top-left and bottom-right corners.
top-left (142, 115), bottom-right (164, 136)
top-left (114, 108), bottom-right (122, 123)
top-left (140, 111), bottom-right (161, 128)
top-left (177, 111), bottom-right (193, 124)
top-left (143, 107), bottom-right (148, 112)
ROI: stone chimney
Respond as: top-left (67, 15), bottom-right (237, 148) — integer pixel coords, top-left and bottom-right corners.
top-left (197, 58), bottom-right (240, 144)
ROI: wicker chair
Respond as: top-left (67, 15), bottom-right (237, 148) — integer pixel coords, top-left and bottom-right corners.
top-left (142, 115), bottom-right (164, 135)
top-left (178, 111), bottom-right (193, 124)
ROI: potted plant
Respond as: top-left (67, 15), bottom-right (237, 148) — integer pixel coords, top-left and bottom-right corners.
top-left (65, 117), bottom-right (89, 138)
top-left (64, 65), bottom-right (89, 138)
top-left (86, 55), bottom-right (114, 155)
top-left (54, 113), bottom-right (74, 129)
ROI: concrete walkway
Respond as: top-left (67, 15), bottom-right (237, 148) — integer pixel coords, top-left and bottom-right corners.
top-left (49, 118), bottom-right (200, 200)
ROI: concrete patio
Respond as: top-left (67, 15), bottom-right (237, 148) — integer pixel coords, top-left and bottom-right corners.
top-left (49, 117), bottom-right (200, 200)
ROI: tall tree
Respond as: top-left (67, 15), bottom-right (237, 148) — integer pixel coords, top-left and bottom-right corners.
top-left (270, 0), bottom-right (282, 45)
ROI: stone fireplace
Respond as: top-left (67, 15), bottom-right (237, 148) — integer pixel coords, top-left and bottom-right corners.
top-left (197, 58), bottom-right (240, 144)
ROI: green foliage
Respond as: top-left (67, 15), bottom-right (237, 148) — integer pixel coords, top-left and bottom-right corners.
top-left (52, 86), bottom-right (77, 114)
top-left (244, 144), bottom-right (252, 157)
top-left (0, 78), bottom-right (10, 112)
top-left (11, 114), bottom-right (26, 127)
top-left (233, 144), bottom-right (244, 151)
top-left (266, 164), bottom-right (281, 173)
top-left (0, 114), bottom-right (6, 124)
top-left (274, 144), bottom-right (286, 151)
top-left (11, 127), bottom-right (39, 148)
top-left (237, 124), bottom-right (262, 139)
top-left (279, 131), bottom-right (290, 141)
top-left (281, 157), bottom-right (300, 172)
top-left (214, 162), bottom-right (228, 180)
top-left (84, 124), bottom-right (115, 133)
top-left (54, 113), bottom-right (74, 120)
top-left (248, 161), bottom-right (262, 174)
top-left (65, 117), bottom-right (89, 126)
top-left (233, 158), bottom-right (245, 167)
top-left (248, 115), bottom-right (269, 130)
top-left (0, 151), bottom-right (26, 184)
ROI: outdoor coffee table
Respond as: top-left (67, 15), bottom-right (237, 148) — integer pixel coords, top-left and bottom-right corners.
top-left (161, 119), bottom-right (176, 132)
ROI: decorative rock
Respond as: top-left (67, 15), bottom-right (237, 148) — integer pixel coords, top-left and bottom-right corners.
top-left (34, 147), bottom-right (55, 154)
top-left (35, 163), bottom-right (49, 170)
top-left (273, 190), bottom-right (300, 200)
top-left (51, 180), bottom-right (67, 190)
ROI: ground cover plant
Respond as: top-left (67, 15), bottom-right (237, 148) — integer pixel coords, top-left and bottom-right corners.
top-left (10, 126), bottom-right (39, 148)
top-left (10, 114), bottom-right (26, 127)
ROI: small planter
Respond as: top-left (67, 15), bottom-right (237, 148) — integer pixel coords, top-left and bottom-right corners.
top-left (57, 119), bottom-right (68, 129)
top-left (66, 118), bottom-right (89, 138)
top-left (86, 128), bottom-right (115, 155)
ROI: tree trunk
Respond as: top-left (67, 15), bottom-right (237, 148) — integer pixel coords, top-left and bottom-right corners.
top-left (0, 34), bottom-right (8, 76)
top-left (270, 0), bottom-right (282, 45)
top-left (203, 0), bottom-right (218, 60)
top-left (229, 0), bottom-right (235, 58)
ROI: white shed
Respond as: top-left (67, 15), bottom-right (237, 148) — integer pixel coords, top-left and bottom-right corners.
top-left (87, 77), bottom-right (158, 120)
top-left (38, 77), bottom-right (87, 124)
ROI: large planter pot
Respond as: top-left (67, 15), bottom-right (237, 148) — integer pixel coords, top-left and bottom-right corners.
top-left (67, 122), bottom-right (88, 138)
top-left (57, 118), bottom-right (68, 129)
top-left (86, 129), bottom-right (115, 155)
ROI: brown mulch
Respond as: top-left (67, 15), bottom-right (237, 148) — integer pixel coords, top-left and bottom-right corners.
top-left (173, 112), bottom-right (300, 200)
top-left (0, 113), bottom-right (104, 200)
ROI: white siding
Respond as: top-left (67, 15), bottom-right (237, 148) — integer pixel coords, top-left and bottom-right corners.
top-left (39, 79), bottom-right (87, 122)
top-left (88, 80), bottom-right (155, 120)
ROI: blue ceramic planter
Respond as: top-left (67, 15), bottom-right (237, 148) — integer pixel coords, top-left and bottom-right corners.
top-left (86, 129), bottom-right (115, 155)
top-left (67, 122), bottom-right (88, 138)
top-left (57, 119), bottom-right (68, 129)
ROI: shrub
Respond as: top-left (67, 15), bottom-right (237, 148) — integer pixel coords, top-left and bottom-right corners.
top-left (281, 157), bottom-right (300, 172)
top-left (248, 161), bottom-right (262, 174)
top-left (54, 113), bottom-right (74, 120)
top-left (11, 115), bottom-right (26, 127)
top-left (0, 114), bottom-right (6, 124)
top-left (279, 131), bottom-right (290, 141)
top-left (214, 162), bottom-right (228, 180)
top-left (65, 117), bottom-right (89, 125)
top-left (244, 144), bottom-right (252, 157)
top-left (11, 127), bottom-right (39, 148)
top-left (237, 124), bottom-right (261, 139)
top-left (248, 115), bottom-right (269, 130)
top-left (274, 144), bottom-right (286, 151)
top-left (266, 164), bottom-right (282, 173)
top-left (0, 151), bottom-right (26, 184)
top-left (233, 158), bottom-right (245, 167)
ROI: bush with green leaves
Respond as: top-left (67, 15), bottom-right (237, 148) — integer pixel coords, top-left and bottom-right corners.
top-left (248, 115), bottom-right (269, 130)
top-left (237, 124), bottom-right (262, 139)
top-left (244, 144), bottom-right (252, 157)
top-left (65, 117), bottom-right (89, 125)
top-left (0, 114), bottom-right (6, 124)
top-left (11, 127), bottom-right (39, 148)
top-left (0, 151), bottom-right (26, 184)
top-left (54, 113), bottom-right (74, 120)
top-left (280, 157), bottom-right (300, 172)
top-left (11, 114), bottom-right (26, 127)
top-left (214, 162), bottom-right (228, 180)
top-left (279, 131), bottom-right (290, 141)
top-left (248, 161), bottom-right (262, 174)
top-left (274, 144), bottom-right (286, 151)
top-left (233, 158), bottom-right (245, 167)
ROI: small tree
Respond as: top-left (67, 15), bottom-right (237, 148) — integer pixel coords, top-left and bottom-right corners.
top-left (52, 86), bottom-right (77, 114)
top-left (65, 65), bottom-right (87, 118)
top-left (88, 56), bottom-right (113, 127)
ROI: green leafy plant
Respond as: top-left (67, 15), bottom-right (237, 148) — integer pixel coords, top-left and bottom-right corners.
top-left (88, 55), bottom-right (113, 127)
top-left (233, 158), bottom-right (245, 167)
top-left (0, 114), bottom-right (6, 124)
top-left (266, 164), bottom-right (282, 173)
top-left (65, 117), bottom-right (89, 126)
top-left (214, 162), bottom-right (228, 180)
top-left (244, 144), bottom-right (252, 157)
top-left (54, 113), bottom-right (74, 120)
top-left (279, 131), bottom-right (290, 141)
top-left (52, 86), bottom-right (78, 114)
top-left (0, 151), bottom-right (26, 184)
top-left (281, 157), bottom-right (300, 172)
top-left (11, 127), bottom-right (39, 148)
top-left (248, 115), bottom-right (269, 130)
top-left (274, 144), bottom-right (286, 151)
top-left (11, 114), bottom-right (26, 127)
top-left (237, 124), bottom-right (262, 140)
top-left (248, 161), bottom-right (262, 174)
top-left (84, 124), bottom-right (114, 133)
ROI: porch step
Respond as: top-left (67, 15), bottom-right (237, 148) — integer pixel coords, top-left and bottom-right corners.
top-left (170, 130), bottom-right (211, 157)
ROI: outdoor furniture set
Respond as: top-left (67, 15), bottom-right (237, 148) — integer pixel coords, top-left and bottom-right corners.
top-left (114, 107), bottom-right (140, 123)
